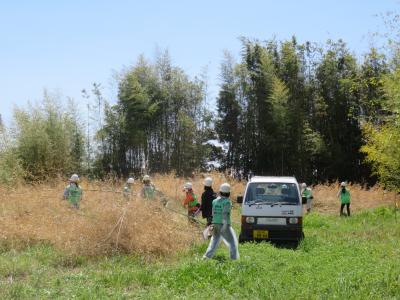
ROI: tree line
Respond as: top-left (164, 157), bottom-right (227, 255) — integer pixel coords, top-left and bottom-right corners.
top-left (0, 36), bottom-right (399, 189)
top-left (216, 38), bottom-right (387, 184)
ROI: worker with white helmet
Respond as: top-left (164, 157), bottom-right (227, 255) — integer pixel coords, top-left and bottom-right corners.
top-left (63, 174), bottom-right (83, 209)
top-left (337, 181), bottom-right (351, 216)
top-left (203, 183), bottom-right (239, 260)
top-left (182, 182), bottom-right (200, 222)
top-left (123, 177), bottom-right (135, 200)
top-left (301, 183), bottom-right (313, 213)
top-left (141, 175), bottom-right (156, 199)
top-left (201, 177), bottom-right (217, 227)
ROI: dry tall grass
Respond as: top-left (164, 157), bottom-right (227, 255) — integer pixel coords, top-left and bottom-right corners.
top-left (0, 180), bottom-right (197, 257)
top-left (0, 174), bottom-right (396, 257)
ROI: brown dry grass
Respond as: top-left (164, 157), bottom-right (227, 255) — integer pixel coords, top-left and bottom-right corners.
top-left (0, 180), bottom-right (197, 257)
top-left (0, 174), bottom-right (396, 257)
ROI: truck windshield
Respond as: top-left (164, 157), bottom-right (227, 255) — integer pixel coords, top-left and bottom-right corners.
top-left (245, 182), bottom-right (300, 205)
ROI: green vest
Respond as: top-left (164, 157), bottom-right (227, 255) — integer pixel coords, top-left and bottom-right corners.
top-left (65, 184), bottom-right (82, 205)
top-left (212, 197), bottom-right (232, 225)
top-left (340, 189), bottom-right (351, 204)
top-left (142, 184), bottom-right (155, 199)
top-left (188, 193), bottom-right (199, 207)
top-left (302, 188), bottom-right (312, 198)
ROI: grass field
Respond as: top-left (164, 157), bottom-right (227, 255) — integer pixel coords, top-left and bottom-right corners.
top-left (1, 206), bottom-right (399, 299)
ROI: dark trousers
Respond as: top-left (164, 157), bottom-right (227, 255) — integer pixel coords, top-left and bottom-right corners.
top-left (340, 203), bottom-right (350, 216)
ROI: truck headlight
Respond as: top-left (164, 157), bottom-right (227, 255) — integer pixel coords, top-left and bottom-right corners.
top-left (288, 217), bottom-right (298, 224)
top-left (246, 217), bottom-right (255, 224)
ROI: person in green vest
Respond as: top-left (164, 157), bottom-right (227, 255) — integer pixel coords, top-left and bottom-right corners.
top-left (203, 183), bottom-right (239, 260)
top-left (337, 181), bottom-right (351, 216)
top-left (141, 175), bottom-right (156, 200)
top-left (63, 174), bottom-right (83, 209)
top-left (301, 183), bottom-right (313, 213)
top-left (123, 177), bottom-right (135, 200)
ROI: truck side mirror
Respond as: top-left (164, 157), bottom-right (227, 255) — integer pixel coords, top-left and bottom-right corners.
top-left (302, 196), bottom-right (307, 205)
top-left (237, 195), bottom-right (243, 204)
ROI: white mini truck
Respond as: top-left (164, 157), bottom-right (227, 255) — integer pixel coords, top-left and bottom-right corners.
top-left (237, 176), bottom-right (304, 244)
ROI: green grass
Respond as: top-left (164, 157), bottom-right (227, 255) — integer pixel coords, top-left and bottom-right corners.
top-left (1, 207), bottom-right (399, 299)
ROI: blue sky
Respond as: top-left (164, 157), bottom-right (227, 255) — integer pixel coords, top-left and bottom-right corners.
top-left (0, 0), bottom-right (397, 124)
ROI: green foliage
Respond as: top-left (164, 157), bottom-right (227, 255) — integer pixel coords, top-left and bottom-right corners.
top-left (302, 121), bottom-right (326, 162)
top-left (9, 92), bottom-right (85, 181)
top-left (0, 209), bottom-right (398, 299)
top-left (0, 125), bottom-right (24, 184)
top-left (97, 51), bottom-right (211, 177)
top-left (0, 151), bottom-right (24, 185)
top-left (313, 40), bottom-right (364, 181)
top-left (215, 51), bottom-right (242, 169)
top-left (362, 123), bottom-right (400, 190)
top-left (216, 38), bottom-right (388, 183)
top-left (359, 48), bottom-right (388, 123)
top-left (362, 67), bottom-right (400, 190)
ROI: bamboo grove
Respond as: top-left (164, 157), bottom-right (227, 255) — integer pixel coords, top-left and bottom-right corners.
top-left (216, 38), bottom-right (387, 184)
top-left (1, 37), bottom-right (400, 188)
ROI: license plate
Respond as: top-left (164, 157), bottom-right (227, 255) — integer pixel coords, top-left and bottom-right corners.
top-left (253, 230), bottom-right (268, 239)
top-left (257, 217), bottom-right (286, 225)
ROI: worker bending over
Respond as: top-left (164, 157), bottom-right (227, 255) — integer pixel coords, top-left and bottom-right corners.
top-left (182, 182), bottom-right (200, 223)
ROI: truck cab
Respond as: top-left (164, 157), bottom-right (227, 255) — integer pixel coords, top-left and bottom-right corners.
top-left (238, 176), bottom-right (304, 244)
